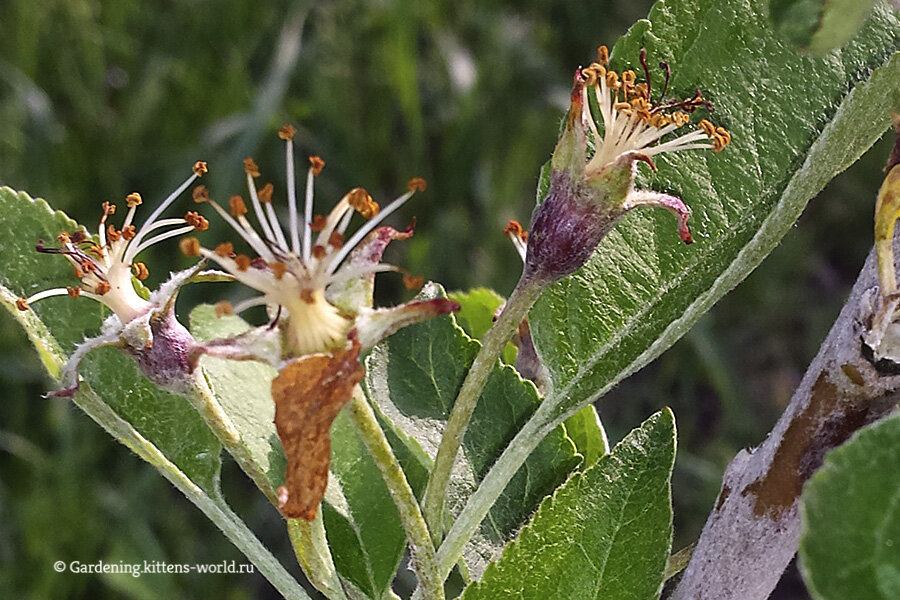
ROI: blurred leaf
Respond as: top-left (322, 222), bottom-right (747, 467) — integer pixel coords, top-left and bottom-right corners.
top-left (191, 304), bottom-right (406, 599)
top-left (769, 0), bottom-right (881, 54)
top-left (460, 409), bottom-right (676, 600)
top-left (449, 288), bottom-right (517, 366)
top-left (799, 414), bottom-right (900, 600)
top-left (530, 3), bottom-right (900, 424)
top-left (365, 283), bottom-right (580, 578)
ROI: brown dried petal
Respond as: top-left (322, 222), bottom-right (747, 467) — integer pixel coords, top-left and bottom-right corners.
top-left (272, 341), bottom-right (364, 520)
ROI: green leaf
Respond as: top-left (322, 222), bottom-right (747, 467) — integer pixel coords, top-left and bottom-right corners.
top-left (0, 189), bottom-right (307, 598)
top-left (460, 409), bottom-right (676, 600)
top-left (530, 3), bottom-right (900, 422)
top-left (799, 414), bottom-right (900, 600)
top-left (770, 0), bottom-right (881, 54)
top-left (450, 287), bottom-right (609, 468)
top-left (365, 283), bottom-right (581, 577)
top-left (449, 287), bottom-right (517, 365)
top-left (190, 304), bottom-right (407, 600)
top-left (563, 405), bottom-right (609, 468)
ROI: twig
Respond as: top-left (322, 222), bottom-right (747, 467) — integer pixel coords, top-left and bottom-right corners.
top-left (670, 242), bottom-right (900, 600)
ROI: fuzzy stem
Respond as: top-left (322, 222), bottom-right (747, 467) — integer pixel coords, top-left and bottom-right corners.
top-left (347, 386), bottom-right (445, 600)
top-left (422, 277), bottom-right (545, 541)
top-left (190, 373), bottom-right (279, 504)
top-left (435, 398), bottom-right (558, 577)
top-left (287, 516), bottom-right (349, 600)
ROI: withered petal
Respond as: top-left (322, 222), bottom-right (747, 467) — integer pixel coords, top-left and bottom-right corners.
top-left (271, 340), bottom-right (364, 520)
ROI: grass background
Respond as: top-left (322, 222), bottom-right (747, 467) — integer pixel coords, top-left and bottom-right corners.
top-left (0, 1), bottom-right (891, 598)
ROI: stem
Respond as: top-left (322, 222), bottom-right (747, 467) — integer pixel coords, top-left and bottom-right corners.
top-left (435, 399), bottom-right (559, 577)
top-left (670, 244), bottom-right (900, 600)
top-left (422, 277), bottom-right (544, 540)
top-left (190, 372), bottom-right (279, 504)
top-left (288, 516), bottom-right (349, 600)
top-left (76, 385), bottom-right (310, 599)
top-left (347, 386), bottom-right (445, 600)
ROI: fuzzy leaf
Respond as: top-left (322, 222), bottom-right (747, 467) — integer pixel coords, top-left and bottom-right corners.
top-left (799, 414), bottom-right (900, 600)
top-left (365, 283), bottom-right (581, 578)
top-left (460, 409), bottom-right (676, 600)
top-left (770, 0), bottom-right (881, 54)
top-left (530, 2), bottom-right (900, 425)
top-left (190, 305), bottom-right (407, 600)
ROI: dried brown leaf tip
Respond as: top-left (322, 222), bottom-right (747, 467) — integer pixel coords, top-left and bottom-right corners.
top-left (272, 340), bottom-right (365, 520)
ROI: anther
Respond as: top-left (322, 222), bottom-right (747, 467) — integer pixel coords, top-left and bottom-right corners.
top-left (184, 211), bottom-right (209, 231)
top-left (271, 262), bottom-right (287, 280)
top-left (215, 242), bottom-right (235, 257)
top-left (215, 301), bottom-right (234, 317)
top-left (107, 225), bottom-right (121, 242)
top-left (192, 185), bottom-right (211, 203)
top-left (193, 161), bottom-right (208, 177)
top-left (348, 188), bottom-right (379, 219)
top-left (122, 225), bottom-right (136, 240)
top-left (15, 298), bottom-right (28, 311)
top-left (300, 289), bottom-right (315, 304)
top-left (597, 45), bottom-right (609, 65)
top-left (258, 183), bottom-right (274, 204)
top-left (179, 237), bottom-right (201, 257)
top-left (403, 274), bottom-right (424, 290)
top-left (132, 262), bottom-right (150, 280)
top-left (235, 255), bottom-right (251, 271)
top-left (95, 281), bottom-right (111, 295)
top-left (312, 245), bottom-right (327, 259)
top-left (408, 177), bottom-right (427, 192)
top-left (278, 124), bottom-right (297, 140)
top-left (67, 286), bottom-right (81, 298)
top-left (243, 157), bottom-right (261, 178)
top-left (57, 232), bottom-right (71, 244)
top-left (309, 215), bottom-right (327, 231)
top-left (126, 192), bottom-right (143, 207)
top-left (229, 195), bottom-right (248, 217)
top-left (309, 156), bottom-right (325, 176)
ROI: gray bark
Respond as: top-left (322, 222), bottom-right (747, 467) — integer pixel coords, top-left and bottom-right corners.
top-left (671, 241), bottom-right (900, 600)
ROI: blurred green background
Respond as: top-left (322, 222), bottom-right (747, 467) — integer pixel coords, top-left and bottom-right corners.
top-left (0, 1), bottom-right (891, 598)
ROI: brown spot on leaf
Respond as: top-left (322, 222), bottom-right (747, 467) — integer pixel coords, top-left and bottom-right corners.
top-left (271, 340), bottom-right (364, 520)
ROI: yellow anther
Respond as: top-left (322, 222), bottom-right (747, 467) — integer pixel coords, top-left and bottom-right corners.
top-left (193, 161), bottom-right (208, 177)
top-left (126, 192), bottom-right (143, 207)
top-left (215, 242), bottom-right (234, 257)
top-left (192, 185), bottom-right (210, 203)
top-left (597, 45), bottom-right (609, 65)
top-left (348, 188), bottom-right (379, 219)
top-left (15, 298), bottom-right (28, 311)
top-left (309, 155), bottom-right (325, 176)
top-left (122, 225), bottom-right (136, 240)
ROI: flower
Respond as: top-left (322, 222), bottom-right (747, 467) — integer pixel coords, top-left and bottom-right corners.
top-left (186, 127), bottom-right (458, 520)
top-left (524, 46), bottom-right (730, 283)
top-left (17, 162), bottom-right (211, 395)
top-left (187, 126), bottom-right (458, 367)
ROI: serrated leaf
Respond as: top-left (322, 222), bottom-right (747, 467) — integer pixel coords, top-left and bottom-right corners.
top-left (799, 414), bottom-right (900, 600)
top-left (460, 409), bottom-right (676, 600)
top-left (190, 304), bottom-right (406, 600)
top-left (770, 0), bottom-right (881, 54)
top-left (0, 189), bottom-right (306, 598)
top-left (449, 287), bottom-right (608, 467)
top-left (530, 3), bottom-right (900, 423)
top-left (365, 283), bottom-right (581, 578)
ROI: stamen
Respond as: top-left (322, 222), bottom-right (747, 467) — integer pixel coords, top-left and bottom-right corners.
top-left (283, 128), bottom-right (301, 255)
top-left (215, 242), bottom-right (235, 257)
top-left (130, 168), bottom-right (203, 254)
top-left (132, 262), bottom-right (150, 280)
top-left (215, 301), bottom-right (235, 317)
top-left (303, 156), bottom-right (325, 262)
top-left (180, 237), bottom-right (201, 257)
top-left (232, 296), bottom-right (270, 315)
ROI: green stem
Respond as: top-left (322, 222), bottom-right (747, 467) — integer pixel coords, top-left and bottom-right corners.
top-left (75, 384), bottom-right (311, 599)
top-left (435, 397), bottom-right (559, 577)
top-left (421, 277), bottom-right (544, 540)
top-left (347, 386), bottom-right (445, 600)
top-left (287, 516), bottom-right (349, 600)
top-left (190, 372), bottom-right (278, 505)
